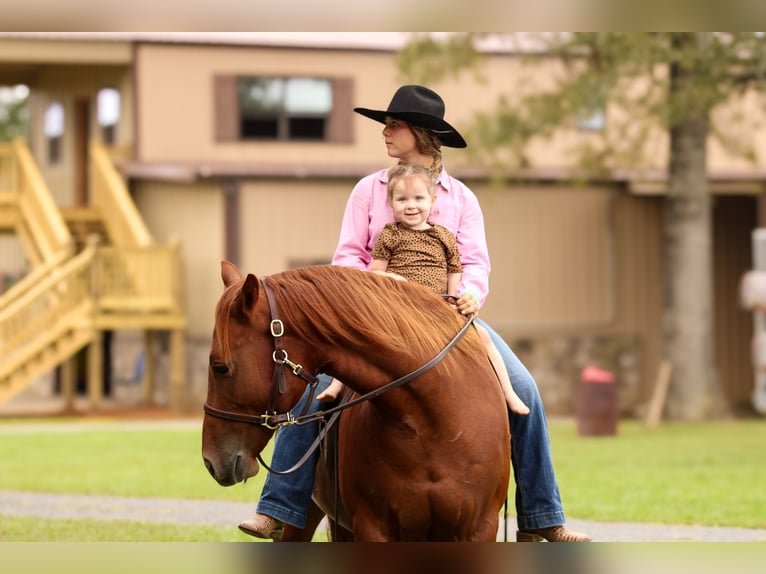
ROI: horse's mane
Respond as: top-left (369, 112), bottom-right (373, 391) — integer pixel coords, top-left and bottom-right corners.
top-left (272, 266), bottom-right (466, 358)
top-left (214, 265), bottom-right (467, 365)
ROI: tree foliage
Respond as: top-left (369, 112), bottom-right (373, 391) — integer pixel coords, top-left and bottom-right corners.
top-left (399, 33), bottom-right (766, 174)
top-left (0, 88), bottom-right (29, 142)
top-left (398, 33), bottom-right (766, 420)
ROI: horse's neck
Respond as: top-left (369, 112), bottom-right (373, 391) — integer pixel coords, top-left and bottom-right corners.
top-left (328, 350), bottom-right (446, 415)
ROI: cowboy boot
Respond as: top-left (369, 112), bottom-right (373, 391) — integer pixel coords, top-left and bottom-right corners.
top-left (516, 525), bottom-right (592, 542)
top-left (238, 513), bottom-right (284, 540)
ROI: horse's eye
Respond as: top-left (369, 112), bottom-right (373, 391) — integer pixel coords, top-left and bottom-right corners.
top-left (211, 362), bottom-right (230, 376)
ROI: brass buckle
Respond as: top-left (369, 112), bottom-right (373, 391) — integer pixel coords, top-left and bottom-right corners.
top-left (262, 411), bottom-right (294, 430)
top-left (273, 350), bottom-right (303, 376)
top-left (270, 319), bottom-right (284, 337)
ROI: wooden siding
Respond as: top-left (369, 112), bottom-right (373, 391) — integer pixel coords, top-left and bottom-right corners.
top-left (479, 185), bottom-right (615, 328)
top-left (611, 192), bottom-right (664, 403)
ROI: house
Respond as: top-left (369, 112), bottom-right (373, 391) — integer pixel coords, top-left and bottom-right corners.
top-left (0, 32), bottom-right (760, 416)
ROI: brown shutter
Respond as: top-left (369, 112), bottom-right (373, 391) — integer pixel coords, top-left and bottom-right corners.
top-left (327, 77), bottom-right (354, 143)
top-left (214, 75), bottom-right (238, 142)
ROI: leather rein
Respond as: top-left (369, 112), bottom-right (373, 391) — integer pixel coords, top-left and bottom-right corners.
top-left (203, 277), bottom-right (475, 447)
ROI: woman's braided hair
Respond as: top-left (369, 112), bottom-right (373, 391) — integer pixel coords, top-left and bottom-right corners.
top-left (410, 125), bottom-right (443, 182)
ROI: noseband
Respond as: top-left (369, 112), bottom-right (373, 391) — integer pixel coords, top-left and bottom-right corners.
top-left (203, 279), bottom-right (475, 430)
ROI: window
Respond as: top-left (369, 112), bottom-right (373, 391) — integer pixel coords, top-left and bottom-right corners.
top-left (97, 88), bottom-right (120, 145)
top-left (214, 75), bottom-right (353, 143)
top-left (43, 101), bottom-right (64, 164)
top-left (239, 77), bottom-right (331, 140)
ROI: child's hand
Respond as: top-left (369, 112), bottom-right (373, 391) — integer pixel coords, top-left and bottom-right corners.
top-left (317, 378), bottom-right (344, 402)
top-left (455, 292), bottom-right (479, 317)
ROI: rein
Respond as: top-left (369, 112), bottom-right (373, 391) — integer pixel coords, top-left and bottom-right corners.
top-left (203, 280), bottom-right (475, 471)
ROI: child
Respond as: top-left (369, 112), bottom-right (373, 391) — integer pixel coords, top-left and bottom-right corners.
top-left (318, 164), bottom-right (529, 415)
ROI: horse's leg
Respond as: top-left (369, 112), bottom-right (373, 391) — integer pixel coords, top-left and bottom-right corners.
top-left (279, 499), bottom-right (325, 542)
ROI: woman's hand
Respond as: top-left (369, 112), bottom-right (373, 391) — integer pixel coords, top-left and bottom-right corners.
top-left (455, 292), bottom-right (479, 317)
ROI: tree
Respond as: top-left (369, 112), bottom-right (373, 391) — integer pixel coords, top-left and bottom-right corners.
top-left (0, 86), bottom-right (29, 142)
top-left (399, 33), bottom-right (766, 420)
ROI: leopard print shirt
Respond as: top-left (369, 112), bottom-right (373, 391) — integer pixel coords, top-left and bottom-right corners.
top-left (371, 222), bottom-right (462, 294)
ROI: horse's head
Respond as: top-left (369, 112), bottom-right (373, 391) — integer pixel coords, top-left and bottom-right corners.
top-left (201, 261), bottom-right (315, 486)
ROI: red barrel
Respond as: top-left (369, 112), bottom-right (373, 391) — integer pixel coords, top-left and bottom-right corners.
top-left (576, 366), bottom-right (618, 436)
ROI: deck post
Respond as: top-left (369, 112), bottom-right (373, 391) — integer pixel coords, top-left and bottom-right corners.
top-left (87, 330), bottom-right (103, 408)
top-left (60, 356), bottom-right (77, 411)
top-left (170, 329), bottom-right (186, 410)
top-left (142, 330), bottom-right (156, 405)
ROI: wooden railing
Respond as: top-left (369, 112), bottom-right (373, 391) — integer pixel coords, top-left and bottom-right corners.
top-left (0, 241), bottom-right (96, 400)
top-left (88, 142), bottom-right (184, 319)
top-left (0, 142), bottom-right (17, 194)
top-left (0, 241), bottom-right (94, 354)
top-left (0, 140), bottom-right (75, 314)
top-left (90, 142), bottom-right (152, 248)
top-left (0, 251), bottom-right (70, 314)
top-left (0, 140), bottom-right (73, 265)
top-left (94, 239), bottom-right (183, 314)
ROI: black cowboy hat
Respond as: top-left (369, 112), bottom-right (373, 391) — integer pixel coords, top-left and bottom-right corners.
top-left (354, 84), bottom-right (467, 148)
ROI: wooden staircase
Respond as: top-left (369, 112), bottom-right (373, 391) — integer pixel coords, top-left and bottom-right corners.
top-left (0, 140), bottom-right (186, 409)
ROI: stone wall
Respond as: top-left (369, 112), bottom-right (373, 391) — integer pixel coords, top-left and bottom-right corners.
top-left (503, 334), bottom-right (643, 417)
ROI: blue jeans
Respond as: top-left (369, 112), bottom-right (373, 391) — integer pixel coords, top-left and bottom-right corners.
top-left (256, 319), bottom-right (565, 531)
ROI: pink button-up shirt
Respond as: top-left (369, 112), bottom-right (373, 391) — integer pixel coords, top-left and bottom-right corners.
top-left (332, 167), bottom-right (492, 307)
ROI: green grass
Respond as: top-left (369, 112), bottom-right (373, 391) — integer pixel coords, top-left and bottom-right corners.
top-left (1, 417), bottom-right (765, 531)
top-left (0, 426), bottom-right (267, 500)
top-left (548, 418), bottom-right (766, 529)
top-left (0, 515), bottom-right (246, 542)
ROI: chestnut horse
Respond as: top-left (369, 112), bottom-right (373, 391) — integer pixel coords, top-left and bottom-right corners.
top-left (201, 261), bottom-right (510, 541)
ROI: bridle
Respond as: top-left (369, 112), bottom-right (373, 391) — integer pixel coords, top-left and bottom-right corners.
top-left (203, 278), bottom-right (475, 431)
top-left (203, 278), bottom-right (322, 429)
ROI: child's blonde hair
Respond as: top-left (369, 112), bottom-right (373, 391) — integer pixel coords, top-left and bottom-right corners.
top-left (386, 164), bottom-right (436, 203)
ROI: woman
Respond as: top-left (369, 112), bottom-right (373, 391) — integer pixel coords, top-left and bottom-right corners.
top-left (240, 85), bottom-right (590, 543)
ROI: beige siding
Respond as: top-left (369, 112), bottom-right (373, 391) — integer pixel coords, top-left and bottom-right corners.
top-left (479, 185), bottom-right (615, 328)
top-left (612, 193), bottom-right (664, 403)
top-left (133, 181), bottom-right (223, 338)
top-left (238, 179), bottom-right (351, 276)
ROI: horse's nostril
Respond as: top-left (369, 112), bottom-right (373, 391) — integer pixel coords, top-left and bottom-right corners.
top-left (203, 457), bottom-right (216, 479)
top-left (233, 453), bottom-right (243, 482)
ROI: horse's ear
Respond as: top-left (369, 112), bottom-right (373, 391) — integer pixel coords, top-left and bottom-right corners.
top-left (221, 260), bottom-right (243, 287)
top-left (238, 273), bottom-right (260, 313)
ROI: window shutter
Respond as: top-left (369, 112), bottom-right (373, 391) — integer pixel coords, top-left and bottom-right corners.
top-left (327, 77), bottom-right (354, 143)
top-left (214, 75), bottom-right (238, 142)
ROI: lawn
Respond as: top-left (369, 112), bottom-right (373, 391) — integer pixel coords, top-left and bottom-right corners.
top-left (0, 515), bottom-right (242, 542)
top-left (549, 418), bottom-right (766, 528)
top-left (1, 416), bottom-right (765, 530)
